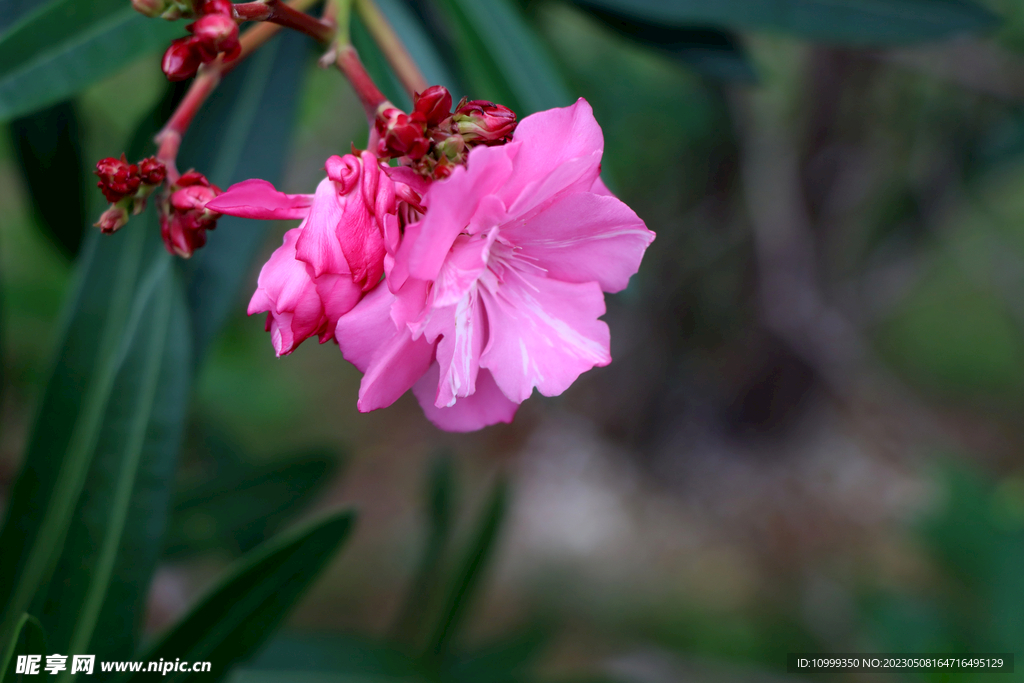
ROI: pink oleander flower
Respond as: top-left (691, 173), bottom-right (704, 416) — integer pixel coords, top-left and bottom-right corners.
top-left (206, 150), bottom-right (399, 355)
top-left (335, 98), bottom-right (654, 432)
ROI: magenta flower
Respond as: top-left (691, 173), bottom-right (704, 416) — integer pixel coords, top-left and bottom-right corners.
top-left (206, 151), bottom-right (397, 355)
top-left (335, 99), bottom-right (655, 432)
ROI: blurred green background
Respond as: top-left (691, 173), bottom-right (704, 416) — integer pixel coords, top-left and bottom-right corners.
top-left (3, 0), bottom-right (1024, 681)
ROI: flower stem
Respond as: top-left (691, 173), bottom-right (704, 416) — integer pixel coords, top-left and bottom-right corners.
top-left (353, 0), bottom-right (427, 97)
top-left (155, 0), bottom-right (321, 180)
top-left (335, 44), bottom-right (389, 122)
top-left (234, 0), bottom-right (335, 44)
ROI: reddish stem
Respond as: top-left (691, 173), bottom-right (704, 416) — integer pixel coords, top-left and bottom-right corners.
top-left (233, 0), bottom-right (334, 43)
top-left (336, 44), bottom-right (389, 122)
top-left (154, 0), bottom-right (323, 180)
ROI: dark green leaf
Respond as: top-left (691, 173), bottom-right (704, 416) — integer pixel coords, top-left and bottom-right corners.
top-left (375, 0), bottom-right (458, 93)
top-left (247, 633), bottom-right (424, 679)
top-left (0, 614), bottom-right (46, 683)
top-left (578, 6), bottom-right (756, 83)
top-left (0, 30), bottom-right (308, 661)
top-left (390, 454), bottom-right (456, 646)
top-left (164, 448), bottom-right (341, 559)
top-left (229, 672), bottom-right (419, 683)
top-left (121, 509), bottom-right (357, 683)
top-left (0, 0), bottom-right (181, 122)
top-left (430, 0), bottom-right (570, 113)
top-left (0, 215), bottom-right (190, 660)
top-left (9, 99), bottom-right (86, 258)
top-left (572, 0), bottom-right (998, 45)
top-left (40, 245), bottom-right (190, 662)
top-left (428, 478), bottom-right (509, 659)
top-left (177, 30), bottom-right (314, 365)
top-left (445, 627), bottom-right (550, 683)
top-left (353, 15), bottom-right (413, 111)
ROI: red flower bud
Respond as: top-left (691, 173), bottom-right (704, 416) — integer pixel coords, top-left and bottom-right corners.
top-left (95, 154), bottom-right (141, 203)
top-left (200, 0), bottom-right (234, 16)
top-left (138, 157), bottom-right (167, 186)
top-left (413, 85), bottom-right (453, 128)
top-left (375, 107), bottom-right (429, 160)
top-left (191, 13), bottom-right (240, 63)
top-left (162, 37), bottom-right (201, 81)
top-left (95, 204), bottom-right (130, 234)
top-left (453, 100), bottom-right (516, 144)
top-left (161, 171), bottom-right (222, 258)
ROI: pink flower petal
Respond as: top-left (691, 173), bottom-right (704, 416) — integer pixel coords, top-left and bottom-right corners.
top-left (413, 366), bottom-right (518, 432)
top-left (480, 269), bottom-right (611, 402)
top-left (335, 284), bottom-right (435, 411)
top-left (205, 178), bottom-right (313, 220)
top-left (498, 99), bottom-right (603, 209)
top-left (591, 176), bottom-right (614, 196)
top-left (394, 144), bottom-right (515, 287)
top-left (312, 272), bottom-right (364, 343)
top-left (503, 192), bottom-right (654, 293)
top-left (423, 288), bottom-right (486, 408)
top-left (246, 227), bottom-right (326, 356)
top-left (294, 177), bottom-right (349, 278)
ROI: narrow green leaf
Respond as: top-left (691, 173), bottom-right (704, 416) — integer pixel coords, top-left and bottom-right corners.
top-left (578, 6), bottom-right (756, 83)
top-left (390, 454), bottom-right (456, 646)
top-left (8, 99), bottom-right (86, 258)
top-left (0, 83), bottom-right (187, 662)
top-left (374, 0), bottom-right (458, 93)
top-left (0, 220), bottom-right (156, 649)
top-left (353, 15), bottom-right (413, 111)
top-left (246, 633), bottom-right (424, 679)
top-left (428, 478), bottom-right (509, 659)
top-left (228, 672), bottom-right (419, 683)
top-left (43, 253), bottom-right (191, 669)
top-left (0, 614), bottom-right (46, 683)
top-left (573, 0), bottom-right (998, 45)
top-left (120, 509), bottom-right (357, 683)
top-left (177, 30), bottom-right (313, 365)
top-left (431, 0), bottom-right (570, 113)
top-left (163, 448), bottom-right (340, 559)
top-left (0, 1), bottom-right (181, 122)
top-left (445, 626), bottom-right (550, 683)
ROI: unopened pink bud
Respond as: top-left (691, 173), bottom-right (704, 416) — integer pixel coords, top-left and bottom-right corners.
top-left (162, 171), bottom-right (222, 258)
top-left (95, 154), bottom-right (141, 203)
top-left (132, 0), bottom-right (171, 18)
top-left (200, 0), bottom-right (234, 16)
top-left (414, 85), bottom-right (452, 127)
top-left (453, 100), bottom-right (516, 144)
top-left (191, 13), bottom-right (240, 62)
top-left (95, 204), bottom-right (130, 234)
top-left (162, 37), bottom-right (201, 81)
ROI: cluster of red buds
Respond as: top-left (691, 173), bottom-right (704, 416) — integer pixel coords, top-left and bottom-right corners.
top-left (161, 0), bottom-right (240, 81)
top-left (160, 171), bottom-right (223, 258)
top-left (94, 155), bottom-right (167, 233)
top-left (94, 154), bottom-right (221, 258)
top-left (374, 86), bottom-right (517, 179)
